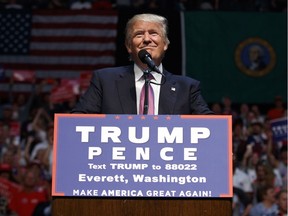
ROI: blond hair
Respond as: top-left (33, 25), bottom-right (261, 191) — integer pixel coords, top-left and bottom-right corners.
top-left (125, 13), bottom-right (170, 48)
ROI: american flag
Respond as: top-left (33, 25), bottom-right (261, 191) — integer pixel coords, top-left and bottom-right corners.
top-left (0, 9), bottom-right (118, 75)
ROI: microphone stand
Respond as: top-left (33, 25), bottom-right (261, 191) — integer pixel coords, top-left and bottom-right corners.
top-left (143, 69), bottom-right (151, 115)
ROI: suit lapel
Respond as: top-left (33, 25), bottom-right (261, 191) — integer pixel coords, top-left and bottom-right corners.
top-left (116, 66), bottom-right (137, 114)
top-left (159, 71), bottom-right (178, 114)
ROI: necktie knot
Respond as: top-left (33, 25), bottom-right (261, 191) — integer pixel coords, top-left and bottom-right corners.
top-left (143, 73), bottom-right (154, 82)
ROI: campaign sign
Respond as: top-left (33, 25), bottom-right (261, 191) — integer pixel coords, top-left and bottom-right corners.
top-left (52, 114), bottom-right (233, 198)
top-left (270, 117), bottom-right (287, 142)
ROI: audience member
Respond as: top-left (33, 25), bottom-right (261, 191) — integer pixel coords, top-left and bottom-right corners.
top-left (4, 0), bottom-right (23, 9)
top-left (32, 178), bottom-right (52, 216)
top-left (210, 102), bottom-right (222, 115)
top-left (276, 189), bottom-right (287, 215)
top-left (0, 122), bottom-right (10, 151)
top-left (174, 0), bottom-right (189, 11)
top-left (239, 103), bottom-right (250, 127)
top-left (113, 0), bottom-right (131, 8)
top-left (9, 169), bottom-right (48, 216)
top-left (30, 0), bottom-right (51, 9)
top-left (252, 161), bottom-right (283, 205)
top-left (251, 104), bottom-right (265, 124)
top-left (233, 159), bottom-right (254, 201)
top-left (233, 119), bottom-right (248, 160)
top-left (221, 96), bottom-right (238, 119)
top-left (70, 0), bottom-right (92, 9)
top-left (267, 131), bottom-right (287, 189)
top-left (131, 0), bottom-right (145, 8)
top-left (92, 0), bottom-right (113, 9)
top-left (233, 155), bottom-right (253, 216)
top-left (0, 163), bottom-right (21, 216)
top-left (199, 0), bottom-right (214, 10)
top-left (1, 0), bottom-right (285, 10)
top-left (0, 104), bottom-right (14, 126)
top-left (48, 0), bottom-right (68, 8)
top-left (267, 96), bottom-right (286, 120)
top-left (38, 124), bottom-right (54, 177)
top-left (254, 162), bottom-right (277, 188)
top-left (0, 137), bottom-right (24, 183)
top-left (29, 108), bottom-right (52, 147)
top-left (246, 120), bottom-right (268, 160)
top-left (249, 184), bottom-right (278, 216)
top-left (270, 0), bottom-right (287, 12)
top-left (11, 93), bottom-right (34, 125)
top-left (241, 143), bottom-right (260, 183)
top-left (233, 187), bottom-right (253, 216)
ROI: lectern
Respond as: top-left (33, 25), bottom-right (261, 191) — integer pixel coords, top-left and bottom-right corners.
top-left (52, 114), bottom-right (233, 216)
top-left (52, 198), bottom-right (232, 215)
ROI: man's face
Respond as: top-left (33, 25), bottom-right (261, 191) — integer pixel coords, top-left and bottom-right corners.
top-left (256, 165), bottom-right (265, 180)
top-left (126, 20), bottom-right (168, 69)
top-left (278, 191), bottom-right (288, 213)
top-left (264, 188), bottom-right (276, 203)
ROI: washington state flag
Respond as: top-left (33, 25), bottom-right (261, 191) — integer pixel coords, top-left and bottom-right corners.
top-left (183, 12), bottom-right (287, 104)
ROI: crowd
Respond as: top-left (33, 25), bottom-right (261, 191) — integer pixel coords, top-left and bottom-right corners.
top-left (0, 79), bottom-right (286, 215)
top-left (0, 0), bottom-right (287, 213)
top-left (0, 0), bottom-right (286, 11)
top-left (0, 81), bottom-right (56, 216)
top-left (213, 96), bottom-right (287, 216)
top-left (0, 0), bottom-right (286, 215)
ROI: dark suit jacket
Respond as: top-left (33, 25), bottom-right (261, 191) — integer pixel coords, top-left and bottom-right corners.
top-left (72, 65), bottom-right (213, 115)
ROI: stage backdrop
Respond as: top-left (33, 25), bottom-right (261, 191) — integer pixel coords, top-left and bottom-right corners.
top-left (183, 12), bottom-right (287, 104)
top-left (0, 10), bottom-right (118, 73)
top-left (0, 9), bottom-right (286, 105)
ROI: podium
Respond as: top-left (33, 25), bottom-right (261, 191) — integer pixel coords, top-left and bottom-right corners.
top-left (52, 197), bottom-right (232, 215)
top-left (52, 114), bottom-right (233, 215)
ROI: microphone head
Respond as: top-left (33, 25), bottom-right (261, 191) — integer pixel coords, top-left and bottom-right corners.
top-left (138, 49), bottom-right (151, 64)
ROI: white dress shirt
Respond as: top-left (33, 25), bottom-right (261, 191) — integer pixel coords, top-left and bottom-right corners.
top-left (134, 64), bottom-right (162, 115)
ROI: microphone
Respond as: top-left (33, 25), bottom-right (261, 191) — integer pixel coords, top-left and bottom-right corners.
top-left (138, 49), bottom-right (164, 76)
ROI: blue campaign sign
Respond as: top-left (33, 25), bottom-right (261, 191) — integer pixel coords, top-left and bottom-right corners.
top-left (52, 114), bottom-right (233, 198)
top-left (270, 117), bottom-right (287, 142)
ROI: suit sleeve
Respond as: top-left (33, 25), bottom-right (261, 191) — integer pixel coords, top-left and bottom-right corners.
top-left (189, 79), bottom-right (214, 115)
top-left (71, 70), bottom-right (102, 114)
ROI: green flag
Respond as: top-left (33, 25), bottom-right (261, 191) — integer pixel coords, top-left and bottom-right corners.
top-left (184, 12), bottom-right (287, 104)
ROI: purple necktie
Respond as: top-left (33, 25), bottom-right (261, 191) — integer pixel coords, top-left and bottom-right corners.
top-left (139, 74), bottom-right (154, 115)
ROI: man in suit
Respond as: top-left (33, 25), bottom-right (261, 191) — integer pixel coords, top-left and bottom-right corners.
top-left (72, 13), bottom-right (213, 115)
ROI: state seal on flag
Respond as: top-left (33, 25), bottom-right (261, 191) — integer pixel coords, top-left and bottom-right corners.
top-left (235, 37), bottom-right (276, 77)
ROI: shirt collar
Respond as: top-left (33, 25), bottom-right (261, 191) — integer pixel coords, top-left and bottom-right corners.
top-left (134, 64), bottom-right (163, 84)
